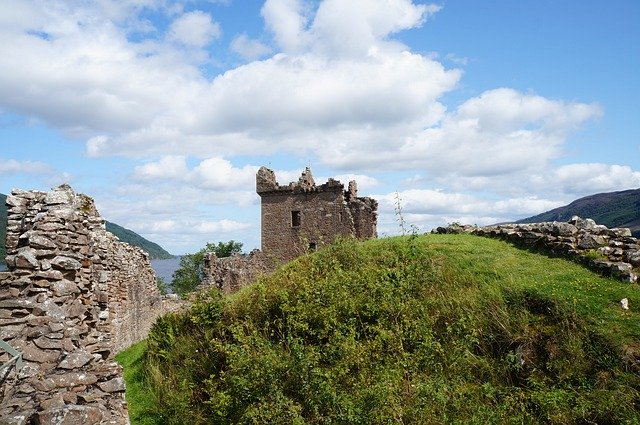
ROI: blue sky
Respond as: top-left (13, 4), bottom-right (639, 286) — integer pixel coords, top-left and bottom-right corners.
top-left (1, 0), bottom-right (639, 255)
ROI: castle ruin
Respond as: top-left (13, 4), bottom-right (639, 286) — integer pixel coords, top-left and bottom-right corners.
top-left (256, 167), bottom-right (378, 262)
top-left (203, 167), bottom-right (378, 293)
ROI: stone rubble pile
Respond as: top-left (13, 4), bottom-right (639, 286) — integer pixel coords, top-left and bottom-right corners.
top-left (433, 216), bottom-right (639, 284)
top-left (1, 185), bottom-right (163, 424)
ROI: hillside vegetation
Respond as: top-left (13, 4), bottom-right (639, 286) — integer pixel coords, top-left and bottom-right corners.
top-left (519, 188), bottom-right (640, 238)
top-left (118, 235), bottom-right (640, 424)
top-left (0, 193), bottom-right (173, 265)
top-left (105, 222), bottom-right (173, 259)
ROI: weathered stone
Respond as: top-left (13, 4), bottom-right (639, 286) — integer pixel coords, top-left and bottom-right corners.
top-left (14, 247), bottom-right (39, 269)
top-left (577, 234), bottom-right (607, 249)
top-left (36, 405), bottom-right (102, 425)
top-left (50, 256), bottom-right (82, 271)
top-left (48, 372), bottom-right (99, 388)
top-left (20, 342), bottom-right (60, 363)
top-left (35, 270), bottom-right (64, 280)
top-left (623, 249), bottom-right (640, 266)
top-left (35, 299), bottom-right (66, 321)
top-left (52, 279), bottom-right (80, 296)
top-left (22, 233), bottom-right (57, 250)
top-left (66, 299), bottom-right (86, 318)
top-left (97, 377), bottom-right (126, 393)
top-left (620, 298), bottom-right (629, 310)
top-left (33, 336), bottom-right (64, 350)
top-left (58, 349), bottom-right (93, 369)
top-left (552, 222), bottom-right (578, 236)
top-left (44, 186), bottom-right (74, 205)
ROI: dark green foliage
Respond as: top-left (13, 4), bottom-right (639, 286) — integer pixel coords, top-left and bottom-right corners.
top-left (125, 235), bottom-right (640, 424)
top-left (518, 188), bottom-right (640, 237)
top-left (105, 221), bottom-right (174, 259)
top-left (171, 241), bottom-right (243, 297)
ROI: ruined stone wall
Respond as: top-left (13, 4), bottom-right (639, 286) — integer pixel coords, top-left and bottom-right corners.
top-left (202, 250), bottom-right (275, 295)
top-left (1, 185), bottom-right (163, 424)
top-left (433, 216), bottom-right (639, 284)
top-left (257, 167), bottom-right (378, 263)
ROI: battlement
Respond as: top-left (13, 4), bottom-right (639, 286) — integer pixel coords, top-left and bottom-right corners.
top-left (256, 167), bottom-right (378, 262)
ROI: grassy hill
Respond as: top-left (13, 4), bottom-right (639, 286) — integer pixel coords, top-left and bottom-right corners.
top-left (117, 235), bottom-right (640, 424)
top-left (518, 188), bottom-right (640, 237)
top-left (1, 193), bottom-right (173, 266)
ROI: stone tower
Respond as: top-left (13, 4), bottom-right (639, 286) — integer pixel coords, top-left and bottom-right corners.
top-left (256, 167), bottom-right (378, 262)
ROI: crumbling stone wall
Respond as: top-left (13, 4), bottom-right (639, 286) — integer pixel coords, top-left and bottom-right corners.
top-left (256, 167), bottom-right (378, 263)
top-left (433, 216), bottom-right (639, 284)
top-left (202, 250), bottom-right (275, 295)
top-left (0, 185), bottom-right (163, 424)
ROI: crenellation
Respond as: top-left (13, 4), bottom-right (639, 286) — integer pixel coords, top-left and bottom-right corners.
top-left (257, 166), bottom-right (378, 263)
top-left (204, 167), bottom-right (378, 293)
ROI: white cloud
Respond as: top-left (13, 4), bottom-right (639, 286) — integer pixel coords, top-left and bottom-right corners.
top-left (0, 159), bottom-right (50, 175)
top-left (551, 163), bottom-right (640, 195)
top-left (191, 158), bottom-right (257, 189)
top-left (131, 156), bottom-right (257, 190)
top-left (132, 155), bottom-right (189, 181)
top-left (230, 33), bottom-right (272, 60)
top-left (168, 11), bottom-right (221, 47)
top-left (195, 220), bottom-right (252, 234)
top-left (261, 0), bottom-right (312, 53)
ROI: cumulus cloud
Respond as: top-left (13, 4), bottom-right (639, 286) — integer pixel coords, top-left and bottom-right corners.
top-left (551, 163), bottom-right (640, 195)
top-left (131, 156), bottom-right (257, 190)
top-left (230, 33), bottom-right (272, 60)
top-left (168, 11), bottom-right (221, 47)
top-left (132, 155), bottom-right (189, 181)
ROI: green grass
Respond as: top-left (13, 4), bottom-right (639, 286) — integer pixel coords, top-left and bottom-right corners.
top-left (119, 234), bottom-right (640, 424)
top-left (115, 341), bottom-right (165, 425)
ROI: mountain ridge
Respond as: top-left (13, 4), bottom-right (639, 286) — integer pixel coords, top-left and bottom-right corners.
top-left (517, 188), bottom-right (640, 238)
top-left (1, 193), bottom-right (173, 265)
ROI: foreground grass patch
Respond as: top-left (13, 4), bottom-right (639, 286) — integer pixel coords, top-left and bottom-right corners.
top-left (120, 234), bottom-right (640, 424)
top-left (115, 341), bottom-right (163, 425)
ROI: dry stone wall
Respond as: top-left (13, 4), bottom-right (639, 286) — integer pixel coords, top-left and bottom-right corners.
top-left (433, 216), bottom-right (639, 284)
top-left (202, 250), bottom-right (275, 295)
top-left (0, 185), bottom-right (163, 424)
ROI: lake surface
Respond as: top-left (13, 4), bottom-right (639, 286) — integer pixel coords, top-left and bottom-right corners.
top-left (150, 257), bottom-right (181, 283)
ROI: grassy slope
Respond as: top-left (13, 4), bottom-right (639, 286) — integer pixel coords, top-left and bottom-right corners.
top-left (0, 193), bottom-right (173, 263)
top-left (120, 235), bottom-right (640, 424)
top-left (518, 188), bottom-right (640, 237)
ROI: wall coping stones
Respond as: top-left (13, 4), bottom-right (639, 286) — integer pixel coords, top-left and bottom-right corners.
top-left (432, 215), bottom-right (639, 284)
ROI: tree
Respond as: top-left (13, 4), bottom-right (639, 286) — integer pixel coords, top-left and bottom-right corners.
top-left (171, 240), bottom-right (243, 297)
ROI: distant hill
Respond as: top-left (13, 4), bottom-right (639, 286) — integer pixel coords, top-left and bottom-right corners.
top-left (1, 193), bottom-right (173, 266)
top-left (104, 221), bottom-right (174, 259)
top-left (518, 188), bottom-right (640, 238)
